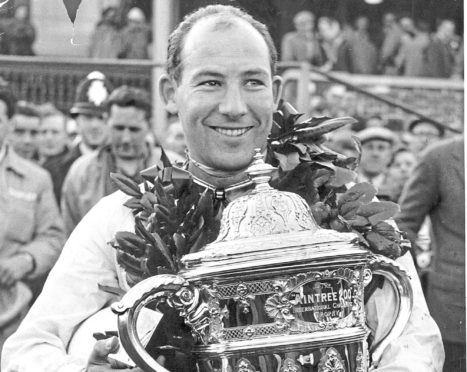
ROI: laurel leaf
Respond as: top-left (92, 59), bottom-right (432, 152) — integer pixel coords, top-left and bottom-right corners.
top-left (110, 173), bottom-right (142, 198)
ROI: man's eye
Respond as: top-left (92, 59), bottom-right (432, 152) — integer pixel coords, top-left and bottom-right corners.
top-left (200, 80), bottom-right (220, 87)
top-left (245, 79), bottom-right (264, 88)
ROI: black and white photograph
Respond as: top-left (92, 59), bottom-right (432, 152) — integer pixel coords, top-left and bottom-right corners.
top-left (0, 0), bottom-right (464, 371)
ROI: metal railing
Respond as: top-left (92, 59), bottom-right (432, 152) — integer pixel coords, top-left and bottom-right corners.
top-left (0, 57), bottom-right (464, 132)
top-left (0, 55), bottom-right (154, 111)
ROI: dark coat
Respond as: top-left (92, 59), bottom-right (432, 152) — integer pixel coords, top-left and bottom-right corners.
top-left (396, 136), bottom-right (465, 343)
top-left (42, 145), bottom-right (82, 205)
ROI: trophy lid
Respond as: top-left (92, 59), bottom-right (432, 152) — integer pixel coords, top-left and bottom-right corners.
top-left (215, 149), bottom-right (319, 242)
top-left (181, 150), bottom-right (364, 280)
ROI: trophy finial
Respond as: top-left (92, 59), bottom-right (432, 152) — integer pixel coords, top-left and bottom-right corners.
top-left (246, 148), bottom-right (277, 192)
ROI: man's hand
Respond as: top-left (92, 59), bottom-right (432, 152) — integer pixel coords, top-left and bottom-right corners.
top-left (86, 336), bottom-right (166, 371)
top-left (0, 255), bottom-right (33, 287)
top-left (86, 337), bottom-right (141, 371)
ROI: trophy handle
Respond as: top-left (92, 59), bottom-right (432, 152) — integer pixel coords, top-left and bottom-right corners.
top-left (367, 255), bottom-right (413, 369)
top-left (111, 274), bottom-right (188, 372)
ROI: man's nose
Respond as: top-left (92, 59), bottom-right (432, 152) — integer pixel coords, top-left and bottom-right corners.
top-left (218, 85), bottom-right (247, 119)
top-left (120, 128), bottom-right (132, 142)
top-left (23, 132), bottom-right (34, 143)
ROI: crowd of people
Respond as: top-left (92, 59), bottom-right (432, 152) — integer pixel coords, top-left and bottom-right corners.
top-left (0, 70), bottom-right (185, 349)
top-left (282, 10), bottom-right (463, 78)
top-left (88, 6), bottom-right (152, 60)
top-left (0, 3), bottom-right (464, 372)
top-left (0, 5), bottom-right (463, 80)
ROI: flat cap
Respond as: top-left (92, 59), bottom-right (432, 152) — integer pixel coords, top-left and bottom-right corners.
top-left (356, 127), bottom-right (397, 145)
top-left (408, 119), bottom-right (445, 137)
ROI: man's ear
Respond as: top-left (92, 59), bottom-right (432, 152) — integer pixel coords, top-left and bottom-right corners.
top-left (272, 75), bottom-right (283, 109)
top-left (159, 74), bottom-right (178, 115)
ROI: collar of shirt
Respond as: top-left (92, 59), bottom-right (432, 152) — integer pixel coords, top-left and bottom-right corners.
top-left (358, 172), bottom-right (386, 189)
top-left (1, 144), bottom-right (26, 178)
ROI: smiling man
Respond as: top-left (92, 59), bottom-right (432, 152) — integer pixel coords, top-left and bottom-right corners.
top-left (2, 5), bottom-right (443, 372)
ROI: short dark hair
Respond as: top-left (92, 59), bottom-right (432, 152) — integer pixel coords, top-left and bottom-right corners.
top-left (0, 82), bottom-right (17, 119)
top-left (39, 105), bottom-right (67, 131)
top-left (167, 5), bottom-right (277, 82)
top-left (15, 101), bottom-right (40, 118)
top-left (389, 146), bottom-right (414, 167)
top-left (106, 85), bottom-right (151, 119)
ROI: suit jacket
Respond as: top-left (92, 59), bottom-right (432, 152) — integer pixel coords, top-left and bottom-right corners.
top-left (396, 136), bottom-right (465, 343)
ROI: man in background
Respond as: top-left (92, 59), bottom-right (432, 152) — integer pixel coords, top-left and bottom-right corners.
top-left (356, 127), bottom-right (396, 189)
top-left (396, 136), bottom-right (465, 372)
top-left (61, 85), bottom-right (182, 235)
top-left (0, 82), bottom-right (65, 351)
top-left (37, 107), bottom-right (71, 204)
top-left (8, 101), bottom-right (40, 161)
top-left (43, 71), bottom-right (113, 207)
top-left (425, 19), bottom-right (459, 78)
top-left (281, 10), bottom-right (325, 66)
top-left (408, 118), bottom-right (445, 156)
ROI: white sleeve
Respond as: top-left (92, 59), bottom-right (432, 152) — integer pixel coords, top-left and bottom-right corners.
top-left (365, 252), bottom-right (445, 371)
top-left (1, 192), bottom-right (134, 372)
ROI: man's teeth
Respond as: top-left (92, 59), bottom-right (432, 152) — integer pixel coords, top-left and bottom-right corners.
top-left (214, 127), bottom-right (251, 137)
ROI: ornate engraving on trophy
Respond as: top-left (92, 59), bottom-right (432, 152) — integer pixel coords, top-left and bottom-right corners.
top-left (233, 282), bottom-right (255, 314)
top-left (234, 358), bottom-right (256, 372)
top-left (264, 268), bottom-right (364, 333)
top-left (169, 283), bottom-right (228, 344)
top-left (279, 357), bottom-right (302, 372)
top-left (318, 347), bottom-right (346, 372)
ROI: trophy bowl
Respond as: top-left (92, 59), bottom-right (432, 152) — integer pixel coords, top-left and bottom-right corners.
top-left (112, 152), bottom-right (413, 372)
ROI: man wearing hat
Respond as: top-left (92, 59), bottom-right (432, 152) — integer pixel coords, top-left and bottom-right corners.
top-left (408, 119), bottom-right (445, 156)
top-left (61, 85), bottom-right (183, 236)
top-left (0, 82), bottom-right (65, 351)
top-left (356, 126), bottom-right (397, 191)
top-left (38, 71), bottom-right (113, 206)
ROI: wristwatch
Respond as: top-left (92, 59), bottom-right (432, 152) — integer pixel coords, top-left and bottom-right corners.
top-left (16, 252), bottom-right (36, 276)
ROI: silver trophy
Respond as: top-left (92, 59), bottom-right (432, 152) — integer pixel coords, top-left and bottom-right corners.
top-left (112, 151), bottom-right (413, 372)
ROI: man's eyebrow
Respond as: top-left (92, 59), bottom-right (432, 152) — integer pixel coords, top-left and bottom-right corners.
top-left (191, 70), bottom-right (225, 80)
top-left (243, 69), bottom-right (270, 76)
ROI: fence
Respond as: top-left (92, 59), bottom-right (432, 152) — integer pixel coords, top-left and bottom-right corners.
top-left (0, 57), bottom-right (464, 132)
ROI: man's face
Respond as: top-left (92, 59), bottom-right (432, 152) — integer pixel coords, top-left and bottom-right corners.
top-left (108, 105), bottom-right (149, 160)
top-left (39, 114), bottom-right (69, 158)
top-left (162, 18), bottom-right (282, 171)
top-left (294, 15), bottom-right (314, 35)
top-left (439, 21), bottom-right (455, 41)
top-left (9, 114), bottom-right (40, 159)
top-left (0, 101), bottom-right (9, 149)
top-left (360, 140), bottom-right (392, 177)
top-left (76, 113), bottom-right (108, 149)
top-left (389, 150), bottom-right (417, 181)
top-left (410, 123), bottom-right (442, 153)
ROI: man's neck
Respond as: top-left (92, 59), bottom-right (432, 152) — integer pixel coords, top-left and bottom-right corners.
top-left (115, 157), bottom-right (146, 179)
top-left (187, 160), bottom-right (250, 189)
top-left (79, 142), bottom-right (98, 155)
top-left (359, 170), bottom-right (386, 184)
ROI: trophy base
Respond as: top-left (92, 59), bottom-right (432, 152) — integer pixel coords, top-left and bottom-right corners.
top-left (193, 328), bottom-right (370, 372)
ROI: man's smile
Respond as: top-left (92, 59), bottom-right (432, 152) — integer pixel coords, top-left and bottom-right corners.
top-left (210, 126), bottom-right (253, 137)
